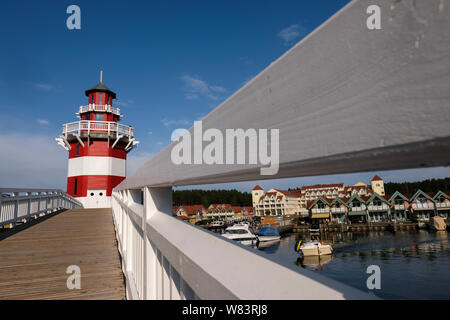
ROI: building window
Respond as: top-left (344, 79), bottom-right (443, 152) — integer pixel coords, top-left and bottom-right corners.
top-left (74, 178), bottom-right (78, 196)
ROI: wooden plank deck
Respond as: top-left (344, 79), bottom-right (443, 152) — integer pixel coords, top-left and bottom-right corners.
top-left (0, 208), bottom-right (125, 299)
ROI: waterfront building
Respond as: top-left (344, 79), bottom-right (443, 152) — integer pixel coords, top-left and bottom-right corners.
top-left (347, 194), bottom-right (369, 224)
top-left (370, 175), bottom-right (386, 196)
top-left (329, 197), bottom-right (348, 224)
top-left (366, 193), bottom-right (390, 222)
top-left (409, 190), bottom-right (436, 221)
top-left (206, 204), bottom-right (235, 220)
top-left (252, 187), bottom-right (303, 217)
top-left (307, 197), bottom-right (332, 224)
top-left (173, 205), bottom-right (204, 224)
top-left (252, 175), bottom-right (385, 218)
top-left (433, 191), bottom-right (450, 219)
top-left (388, 191), bottom-right (410, 221)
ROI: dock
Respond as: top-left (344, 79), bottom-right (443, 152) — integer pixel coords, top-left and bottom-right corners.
top-left (0, 208), bottom-right (125, 300)
top-left (292, 222), bottom-right (420, 233)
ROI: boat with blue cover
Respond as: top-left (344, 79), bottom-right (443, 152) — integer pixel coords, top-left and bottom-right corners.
top-left (256, 227), bottom-right (281, 242)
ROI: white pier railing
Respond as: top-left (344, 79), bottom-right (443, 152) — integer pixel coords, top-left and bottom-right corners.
top-left (112, 0), bottom-right (450, 300)
top-left (0, 188), bottom-right (83, 228)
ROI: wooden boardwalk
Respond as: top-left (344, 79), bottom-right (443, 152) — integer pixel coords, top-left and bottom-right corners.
top-left (0, 208), bottom-right (125, 299)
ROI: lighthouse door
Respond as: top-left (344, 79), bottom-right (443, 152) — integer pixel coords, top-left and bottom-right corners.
top-left (86, 189), bottom-right (108, 208)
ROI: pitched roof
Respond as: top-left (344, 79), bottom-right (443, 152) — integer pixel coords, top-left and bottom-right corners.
top-left (183, 205), bottom-right (204, 215)
top-left (371, 175), bottom-right (383, 181)
top-left (252, 185), bottom-right (263, 191)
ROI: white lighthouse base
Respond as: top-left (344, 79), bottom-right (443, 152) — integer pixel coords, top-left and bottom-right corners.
top-left (76, 193), bottom-right (112, 208)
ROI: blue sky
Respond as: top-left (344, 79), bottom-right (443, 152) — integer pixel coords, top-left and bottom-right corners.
top-left (0, 0), bottom-right (448, 191)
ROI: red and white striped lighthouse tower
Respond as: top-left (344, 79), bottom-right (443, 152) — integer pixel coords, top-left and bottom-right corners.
top-left (56, 71), bottom-right (139, 208)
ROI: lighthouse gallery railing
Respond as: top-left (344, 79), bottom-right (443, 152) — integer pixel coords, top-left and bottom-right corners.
top-left (0, 188), bottom-right (82, 228)
top-left (112, 0), bottom-right (450, 300)
top-left (63, 120), bottom-right (134, 138)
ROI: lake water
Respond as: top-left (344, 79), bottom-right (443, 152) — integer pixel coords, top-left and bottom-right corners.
top-left (255, 230), bottom-right (450, 299)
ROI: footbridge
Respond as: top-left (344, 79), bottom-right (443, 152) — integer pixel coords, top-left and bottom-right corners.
top-left (1, 0), bottom-right (449, 300)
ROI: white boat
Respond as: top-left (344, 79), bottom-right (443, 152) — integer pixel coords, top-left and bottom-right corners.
top-left (221, 224), bottom-right (257, 246)
top-left (294, 240), bottom-right (333, 256)
top-left (210, 220), bottom-right (225, 228)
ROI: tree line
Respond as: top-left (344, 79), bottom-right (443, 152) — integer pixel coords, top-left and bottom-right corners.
top-left (173, 189), bottom-right (252, 207)
top-left (384, 177), bottom-right (450, 195)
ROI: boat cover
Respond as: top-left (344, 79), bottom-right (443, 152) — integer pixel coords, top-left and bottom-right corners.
top-left (256, 227), bottom-right (280, 236)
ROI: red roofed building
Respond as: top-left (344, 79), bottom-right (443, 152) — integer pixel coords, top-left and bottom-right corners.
top-left (251, 175), bottom-right (386, 218)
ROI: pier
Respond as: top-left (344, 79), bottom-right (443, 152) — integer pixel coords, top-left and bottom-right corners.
top-left (0, 208), bottom-right (125, 300)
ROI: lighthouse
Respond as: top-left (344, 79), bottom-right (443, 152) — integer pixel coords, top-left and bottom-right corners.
top-left (56, 72), bottom-right (139, 208)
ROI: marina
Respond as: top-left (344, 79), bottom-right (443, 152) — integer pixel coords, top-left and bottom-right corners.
top-left (255, 229), bottom-right (450, 299)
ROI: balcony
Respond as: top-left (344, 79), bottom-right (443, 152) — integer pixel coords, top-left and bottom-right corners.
top-left (62, 120), bottom-right (134, 139)
top-left (331, 208), bottom-right (346, 213)
top-left (367, 204), bottom-right (389, 211)
top-left (412, 203), bottom-right (435, 210)
top-left (311, 208), bottom-right (329, 214)
top-left (78, 104), bottom-right (121, 116)
top-left (351, 206), bottom-right (365, 212)
top-left (436, 202), bottom-right (450, 208)
top-left (394, 204), bottom-right (405, 210)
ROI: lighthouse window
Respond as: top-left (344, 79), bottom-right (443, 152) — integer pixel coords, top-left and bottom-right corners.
top-left (76, 143), bottom-right (80, 156)
top-left (74, 179), bottom-right (78, 196)
top-left (98, 93), bottom-right (103, 105)
top-left (96, 114), bottom-right (105, 121)
top-left (90, 192), bottom-right (94, 196)
top-left (99, 192), bottom-right (103, 196)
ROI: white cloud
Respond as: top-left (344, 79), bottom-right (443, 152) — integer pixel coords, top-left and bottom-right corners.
top-left (126, 151), bottom-right (155, 176)
top-left (35, 83), bottom-right (53, 91)
top-left (180, 75), bottom-right (226, 100)
top-left (0, 133), bottom-right (67, 189)
top-left (161, 117), bottom-right (190, 127)
top-left (115, 99), bottom-right (134, 107)
top-left (278, 24), bottom-right (303, 45)
top-left (148, 131), bottom-right (153, 135)
top-left (37, 119), bottom-right (49, 125)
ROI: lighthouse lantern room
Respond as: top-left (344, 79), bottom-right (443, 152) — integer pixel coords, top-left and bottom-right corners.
top-left (56, 72), bottom-right (139, 208)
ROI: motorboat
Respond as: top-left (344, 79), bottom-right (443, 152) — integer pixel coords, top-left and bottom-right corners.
top-left (209, 220), bottom-right (225, 228)
top-left (294, 239), bottom-right (333, 256)
top-left (221, 223), bottom-right (257, 246)
top-left (296, 255), bottom-right (333, 270)
top-left (255, 227), bottom-right (281, 242)
top-left (309, 223), bottom-right (320, 233)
